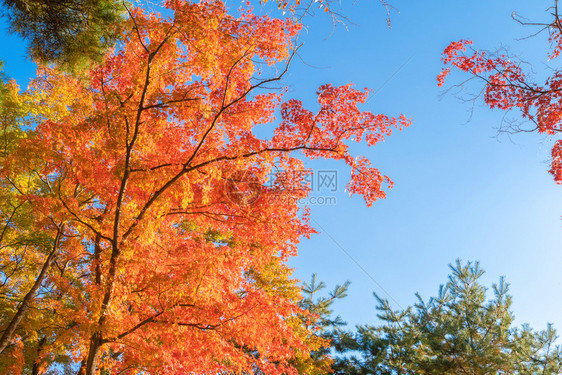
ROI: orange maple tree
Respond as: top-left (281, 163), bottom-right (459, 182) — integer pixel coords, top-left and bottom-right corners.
top-left (438, 2), bottom-right (562, 184)
top-left (0, 0), bottom-right (408, 373)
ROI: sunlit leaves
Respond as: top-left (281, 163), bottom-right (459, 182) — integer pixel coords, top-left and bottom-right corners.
top-left (439, 25), bottom-right (562, 184)
top-left (0, 0), bottom-right (407, 373)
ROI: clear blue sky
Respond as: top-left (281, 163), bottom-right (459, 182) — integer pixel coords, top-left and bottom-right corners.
top-left (280, 0), bottom-right (562, 330)
top-left (2, 0), bottom-right (561, 332)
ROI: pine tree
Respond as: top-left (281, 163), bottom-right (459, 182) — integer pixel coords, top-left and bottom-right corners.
top-left (333, 260), bottom-right (562, 374)
top-left (1, 0), bottom-right (125, 72)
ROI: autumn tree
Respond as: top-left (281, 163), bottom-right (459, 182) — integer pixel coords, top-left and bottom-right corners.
top-left (0, 0), bottom-right (409, 373)
top-left (244, 273), bottom-right (351, 374)
top-left (437, 1), bottom-right (562, 185)
top-left (0, 63), bottom-right (85, 373)
top-left (332, 260), bottom-right (562, 374)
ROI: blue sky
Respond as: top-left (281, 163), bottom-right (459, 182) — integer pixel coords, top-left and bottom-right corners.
top-left (2, 0), bottom-right (561, 334)
top-left (279, 0), bottom-right (562, 330)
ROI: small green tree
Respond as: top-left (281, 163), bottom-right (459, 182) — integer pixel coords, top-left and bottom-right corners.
top-left (333, 260), bottom-right (562, 374)
top-left (292, 274), bottom-right (351, 374)
top-left (300, 274), bottom-right (350, 338)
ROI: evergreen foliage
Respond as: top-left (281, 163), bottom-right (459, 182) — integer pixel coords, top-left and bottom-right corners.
top-left (332, 260), bottom-right (562, 374)
top-left (1, 0), bottom-right (125, 72)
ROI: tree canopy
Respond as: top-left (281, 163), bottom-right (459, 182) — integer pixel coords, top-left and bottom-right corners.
top-left (0, 0), bottom-right (408, 373)
top-left (332, 260), bottom-right (562, 374)
top-left (0, 1), bottom-right (560, 374)
top-left (1, 0), bottom-right (126, 72)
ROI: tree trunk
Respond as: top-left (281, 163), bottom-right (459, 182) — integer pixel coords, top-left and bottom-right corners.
top-left (31, 336), bottom-right (47, 375)
top-left (82, 240), bottom-right (120, 375)
top-left (0, 226), bottom-right (63, 354)
top-left (84, 332), bottom-right (103, 375)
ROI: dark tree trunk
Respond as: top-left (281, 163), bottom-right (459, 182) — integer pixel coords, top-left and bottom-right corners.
top-left (0, 226), bottom-right (63, 354)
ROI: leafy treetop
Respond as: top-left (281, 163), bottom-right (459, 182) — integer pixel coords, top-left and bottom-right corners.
top-left (0, 0), bottom-right (408, 373)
